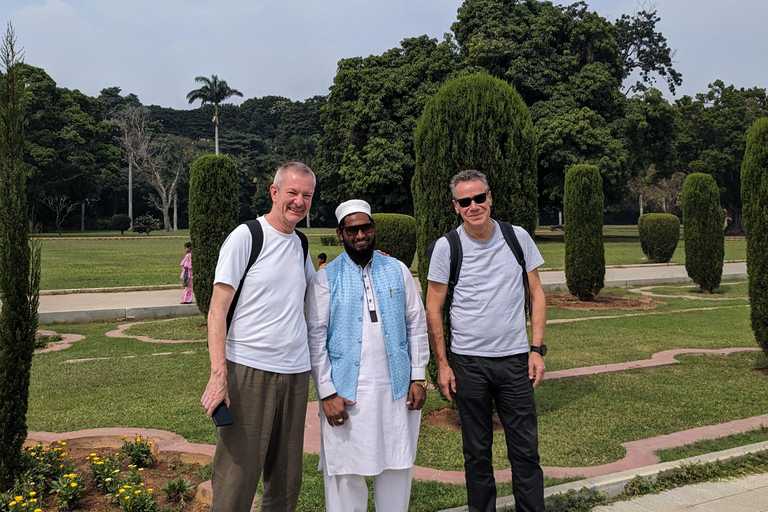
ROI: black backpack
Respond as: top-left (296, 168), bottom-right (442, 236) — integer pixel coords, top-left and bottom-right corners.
top-left (226, 220), bottom-right (309, 333)
top-left (425, 221), bottom-right (531, 332)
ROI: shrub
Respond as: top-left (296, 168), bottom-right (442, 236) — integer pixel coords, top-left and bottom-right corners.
top-left (49, 472), bottom-right (84, 511)
top-left (413, 73), bottom-right (538, 294)
top-left (189, 154), bottom-right (239, 316)
top-left (121, 435), bottom-right (155, 468)
top-left (564, 164), bottom-right (605, 300)
top-left (682, 173), bottom-right (724, 293)
top-left (371, 213), bottom-right (417, 267)
top-left (412, 74), bottom-right (537, 382)
top-left (742, 117), bottom-right (768, 355)
top-left (320, 235), bottom-right (340, 246)
top-left (111, 214), bottom-right (132, 235)
top-left (131, 215), bottom-right (161, 236)
top-left (638, 213), bottom-right (680, 263)
top-left (162, 476), bottom-right (194, 505)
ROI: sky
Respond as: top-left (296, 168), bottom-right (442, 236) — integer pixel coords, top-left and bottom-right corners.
top-left (3, 0), bottom-right (767, 110)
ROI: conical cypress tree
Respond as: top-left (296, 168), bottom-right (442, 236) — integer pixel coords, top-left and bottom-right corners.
top-left (564, 164), bottom-right (605, 300)
top-left (0, 24), bottom-right (40, 492)
top-left (742, 117), bottom-right (768, 354)
top-left (189, 154), bottom-right (239, 316)
top-left (682, 173), bottom-right (724, 294)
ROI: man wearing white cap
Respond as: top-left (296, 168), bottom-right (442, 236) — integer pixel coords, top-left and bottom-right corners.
top-left (306, 199), bottom-right (429, 511)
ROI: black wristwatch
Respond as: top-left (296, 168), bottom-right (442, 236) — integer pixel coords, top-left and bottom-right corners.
top-left (531, 345), bottom-right (547, 356)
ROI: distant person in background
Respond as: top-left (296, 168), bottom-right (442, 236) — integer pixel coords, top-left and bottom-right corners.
top-left (181, 242), bottom-right (194, 304)
top-left (318, 252), bottom-right (328, 269)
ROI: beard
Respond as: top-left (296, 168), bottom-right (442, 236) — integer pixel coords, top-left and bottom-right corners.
top-left (344, 234), bottom-right (376, 263)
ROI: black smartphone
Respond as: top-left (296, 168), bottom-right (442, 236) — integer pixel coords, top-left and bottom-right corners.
top-left (212, 402), bottom-right (234, 427)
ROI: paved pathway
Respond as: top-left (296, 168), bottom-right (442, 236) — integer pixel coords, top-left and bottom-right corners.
top-left (593, 472), bottom-right (768, 511)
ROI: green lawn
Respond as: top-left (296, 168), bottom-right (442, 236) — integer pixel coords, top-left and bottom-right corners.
top-left (37, 230), bottom-right (746, 290)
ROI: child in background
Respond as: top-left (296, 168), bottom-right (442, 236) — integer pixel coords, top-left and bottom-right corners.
top-left (181, 242), bottom-right (194, 304)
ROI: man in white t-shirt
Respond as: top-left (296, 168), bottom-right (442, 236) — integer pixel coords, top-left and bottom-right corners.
top-left (200, 162), bottom-right (316, 512)
top-left (426, 169), bottom-right (547, 512)
top-left (305, 199), bottom-right (429, 512)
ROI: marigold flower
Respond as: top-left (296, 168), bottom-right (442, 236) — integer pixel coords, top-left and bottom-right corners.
top-left (147, 441), bottom-right (153, 445)
top-left (134, 490), bottom-right (141, 494)
top-left (136, 437), bottom-right (142, 442)
top-left (118, 489), bottom-right (125, 493)
top-left (147, 488), bottom-right (153, 493)
top-left (28, 493), bottom-right (35, 497)
top-left (29, 499), bottom-right (36, 503)
top-left (9, 501), bottom-right (17, 506)
top-left (106, 478), bottom-right (112, 482)
top-left (70, 483), bottom-right (77, 487)
top-left (121, 435), bottom-right (127, 440)
top-left (60, 442), bottom-right (66, 446)
top-left (34, 509), bottom-right (41, 512)
top-left (14, 496), bottom-right (23, 501)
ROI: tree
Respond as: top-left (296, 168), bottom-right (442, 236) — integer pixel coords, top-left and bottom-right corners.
top-left (186, 75), bottom-right (244, 156)
top-left (682, 173), bottom-right (724, 294)
top-left (189, 155), bottom-right (239, 316)
top-left (370, 213), bottom-right (417, 268)
top-left (316, 34), bottom-right (460, 214)
top-left (741, 117), bottom-right (768, 355)
top-left (0, 23), bottom-right (41, 491)
top-left (676, 80), bottom-right (768, 234)
top-left (115, 106), bottom-right (191, 231)
top-left (614, 6), bottom-right (682, 95)
top-left (638, 213), bottom-right (679, 263)
top-left (413, 73), bottom-right (537, 291)
top-left (564, 164), bottom-right (604, 300)
top-left (42, 194), bottom-right (80, 235)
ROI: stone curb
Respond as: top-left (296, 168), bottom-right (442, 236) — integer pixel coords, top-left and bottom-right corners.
top-left (438, 441), bottom-right (768, 512)
top-left (40, 284), bottom-right (182, 296)
top-left (39, 304), bottom-right (200, 325)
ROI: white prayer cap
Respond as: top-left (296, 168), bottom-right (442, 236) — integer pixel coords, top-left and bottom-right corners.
top-left (335, 199), bottom-right (372, 225)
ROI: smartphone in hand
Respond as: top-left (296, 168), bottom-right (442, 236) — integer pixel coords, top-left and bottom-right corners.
top-left (212, 402), bottom-right (234, 427)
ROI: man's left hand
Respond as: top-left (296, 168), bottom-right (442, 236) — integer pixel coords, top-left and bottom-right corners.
top-left (528, 352), bottom-right (546, 387)
top-left (406, 383), bottom-right (426, 410)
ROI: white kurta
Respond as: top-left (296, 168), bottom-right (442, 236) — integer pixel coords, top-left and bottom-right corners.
top-left (306, 259), bottom-right (429, 476)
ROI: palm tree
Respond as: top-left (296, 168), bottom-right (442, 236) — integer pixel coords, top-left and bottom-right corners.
top-left (186, 75), bottom-right (243, 155)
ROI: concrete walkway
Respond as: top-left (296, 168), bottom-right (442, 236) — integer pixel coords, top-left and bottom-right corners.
top-left (35, 261), bottom-right (748, 324)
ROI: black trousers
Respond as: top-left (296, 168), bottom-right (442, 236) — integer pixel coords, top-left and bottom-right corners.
top-left (452, 353), bottom-right (545, 512)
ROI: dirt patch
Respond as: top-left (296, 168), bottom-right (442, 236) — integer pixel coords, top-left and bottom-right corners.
top-left (424, 408), bottom-right (505, 432)
top-left (546, 293), bottom-right (666, 310)
top-left (29, 444), bottom-right (209, 512)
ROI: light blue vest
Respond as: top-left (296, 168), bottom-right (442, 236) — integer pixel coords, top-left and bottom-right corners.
top-left (324, 251), bottom-right (411, 401)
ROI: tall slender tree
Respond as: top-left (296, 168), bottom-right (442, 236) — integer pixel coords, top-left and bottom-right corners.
top-left (186, 75), bottom-right (243, 156)
top-left (0, 23), bottom-right (41, 492)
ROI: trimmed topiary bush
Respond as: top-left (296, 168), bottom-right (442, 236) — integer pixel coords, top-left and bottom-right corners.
top-left (372, 213), bottom-right (417, 267)
top-left (564, 164), bottom-right (605, 301)
top-left (741, 117), bottom-right (768, 355)
top-left (682, 173), bottom-right (724, 294)
top-left (132, 214), bottom-right (161, 235)
top-left (189, 154), bottom-right (239, 316)
top-left (638, 213), bottom-right (680, 263)
top-left (111, 213), bottom-right (131, 235)
top-left (320, 235), bottom-right (340, 246)
top-left (413, 73), bottom-right (537, 384)
top-left (413, 73), bottom-right (538, 294)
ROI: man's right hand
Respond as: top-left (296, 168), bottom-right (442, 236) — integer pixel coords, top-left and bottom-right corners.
top-left (437, 364), bottom-right (457, 402)
top-left (321, 394), bottom-right (356, 426)
top-left (201, 373), bottom-right (229, 418)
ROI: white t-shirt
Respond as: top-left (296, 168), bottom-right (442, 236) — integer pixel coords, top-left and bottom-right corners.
top-left (427, 221), bottom-right (544, 357)
top-left (214, 217), bottom-right (315, 373)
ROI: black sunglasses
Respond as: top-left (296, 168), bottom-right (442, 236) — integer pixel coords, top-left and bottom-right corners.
top-left (341, 222), bottom-right (375, 236)
top-left (454, 191), bottom-right (489, 208)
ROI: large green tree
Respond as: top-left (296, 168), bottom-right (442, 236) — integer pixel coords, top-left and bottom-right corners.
top-left (316, 34), bottom-right (460, 214)
top-left (0, 24), bottom-right (40, 491)
top-left (676, 80), bottom-right (768, 234)
top-left (186, 74), bottom-right (244, 156)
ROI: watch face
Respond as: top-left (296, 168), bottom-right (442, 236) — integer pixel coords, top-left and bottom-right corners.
top-left (532, 345), bottom-right (547, 356)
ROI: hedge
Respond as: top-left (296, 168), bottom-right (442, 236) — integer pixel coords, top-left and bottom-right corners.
top-left (682, 173), bottom-right (724, 294)
top-left (412, 73), bottom-right (537, 384)
top-left (371, 213), bottom-right (417, 267)
top-left (741, 117), bottom-right (768, 354)
top-left (638, 213), bottom-right (680, 263)
top-left (189, 155), bottom-right (239, 316)
top-left (564, 164), bottom-right (605, 300)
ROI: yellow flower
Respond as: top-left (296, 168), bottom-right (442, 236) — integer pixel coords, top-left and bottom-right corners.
top-left (124, 496), bottom-right (130, 500)
top-left (105, 477), bottom-right (112, 482)
top-left (147, 488), bottom-right (153, 493)
top-left (121, 435), bottom-right (127, 440)
top-left (70, 482), bottom-right (78, 487)
top-left (118, 489), bottom-right (125, 494)
top-left (147, 441), bottom-right (153, 445)
top-left (138, 468), bottom-right (145, 472)
top-left (29, 499), bottom-right (37, 503)
top-left (85, 457), bottom-right (90, 460)
top-left (115, 452), bottom-right (120, 456)
top-left (28, 492), bottom-right (35, 497)
top-left (134, 490), bottom-right (141, 494)
top-left (62, 452), bottom-right (68, 456)
top-left (136, 437), bottom-right (142, 442)
top-left (60, 442), bottom-right (66, 446)
top-left (90, 453), bottom-right (97, 456)
top-left (96, 461), bottom-right (104, 465)
top-left (34, 509), bottom-right (42, 512)
top-left (8, 501), bottom-right (16, 506)
top-left (14, 496), bottom-right (23, 501)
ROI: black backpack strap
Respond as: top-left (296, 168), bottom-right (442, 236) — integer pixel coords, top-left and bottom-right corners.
top-left (498, 221), bottom-right (531, 318)
top-left (226, 220), bottom-right (264, 333)
top-left (295, 229), bottom-right (309, 262)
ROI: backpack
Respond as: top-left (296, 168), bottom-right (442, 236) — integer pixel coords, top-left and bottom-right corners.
top-left (425, 221), bottom-right (531, 333)
top-left (226, 219), bottom-right (309, 333)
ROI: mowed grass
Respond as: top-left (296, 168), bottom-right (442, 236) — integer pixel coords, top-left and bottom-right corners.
top-left (124, 315), bottom-right (208, 340)
top-left (37, 228), bottom-right (746, 290)
top-left (655, 426), bottom-right (768, 463)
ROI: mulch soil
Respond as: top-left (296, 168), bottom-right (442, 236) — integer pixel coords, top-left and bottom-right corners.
top-left (545, 293), bottom-right (666, 310)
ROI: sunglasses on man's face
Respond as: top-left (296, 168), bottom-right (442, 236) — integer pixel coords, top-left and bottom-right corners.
top-left (341, 222), bottom-right (375, 236)
top-left (454, 191), bottom-right (489, 208)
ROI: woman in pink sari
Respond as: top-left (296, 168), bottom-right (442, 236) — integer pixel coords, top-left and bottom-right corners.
top-left (180, 242), bottom-right (194, 304)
